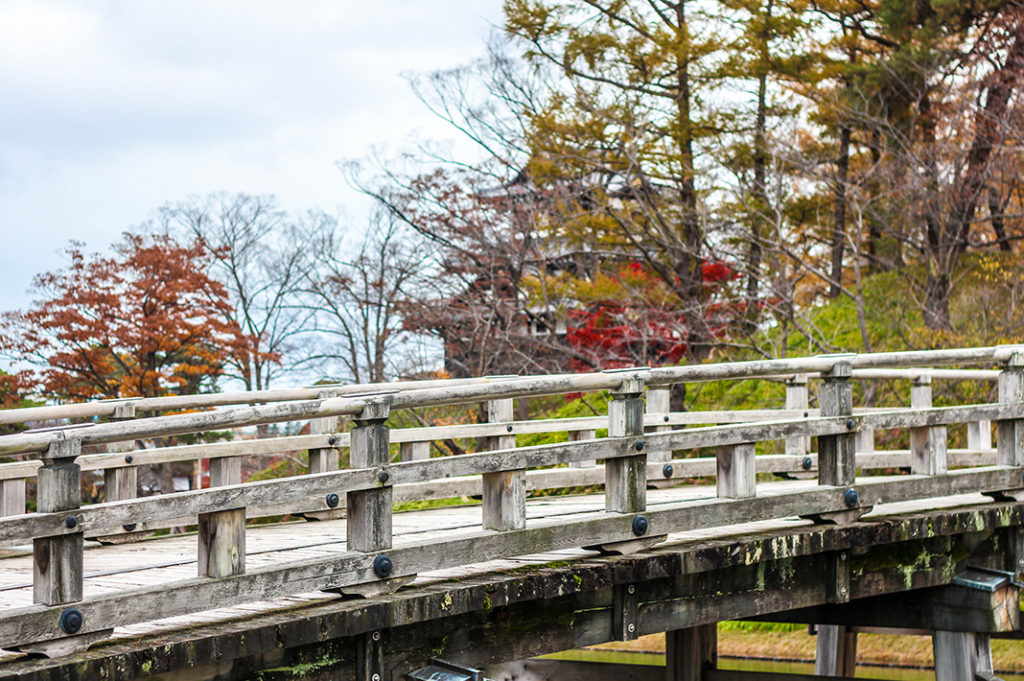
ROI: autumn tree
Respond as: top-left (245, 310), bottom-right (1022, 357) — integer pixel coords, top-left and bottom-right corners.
top-left (0, 233), bottom-right (242, 401)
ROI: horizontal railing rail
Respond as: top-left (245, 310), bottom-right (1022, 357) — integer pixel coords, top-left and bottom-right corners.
top-left (0, 345), bottom-right (1020, 656)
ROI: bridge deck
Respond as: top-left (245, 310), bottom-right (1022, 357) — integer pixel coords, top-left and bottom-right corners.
top-left (0, 477), bottom-right (995, 666)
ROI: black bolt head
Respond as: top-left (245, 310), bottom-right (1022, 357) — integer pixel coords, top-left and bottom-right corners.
top-left (635, 440), bottom-right (645, 451)
top-left (846, 419), bottom-right (855, 430)
top-left (59, 608), bottom-right (83, 635)
top-left (662, 463), bottom-right (674, 478)
top-left (803, 411), bottom-right (809, 418)
top-left (802, 457), bottom-right (813, 471)
top-left (663, 415), bottom-right (670, 423)
top-left (506, 424), bottom-right (514, 433)
top-left (124, 454), bottom-right (133, 464)
top-left (844, 488), bottom-right (859, 508)
top-left (631, 515), bottom-right (649, 536)
top-left (325, 493), bottom-right (340, 508)
top-left (328, 436), bottom-right (337, 446)
top-left (373, 554), bottom-right (393, 578)
top-left (122, 523), bottom-right (137, 532)
top-left (378, 470), bottom-right (390, 484)
top-left (64, 516), bottom-right (77, 529)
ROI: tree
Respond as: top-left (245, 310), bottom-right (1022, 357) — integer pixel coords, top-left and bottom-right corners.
top-left (0, 233), bottom-right (241, 401)
top-left (158, 193), bottom-right (327, 391)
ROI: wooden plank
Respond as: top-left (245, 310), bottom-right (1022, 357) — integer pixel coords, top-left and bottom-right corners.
top-left (487, 658), bottom-right (661, 681)
top-left (646, 387), bottom-right (672, 464)
top-left (197, 508), bottom-right (245, 578)
top-left (911, 376), bottom-right (947, 476)
top-left (717, 444), bottom-right (756, 499)
top-left (785, 375), bottom-right (811, 456)
top-left (0, 479), bottom-right (25, 517)
top-left (33, 438), bottom-right (83, 607)
top-left (997, 353), bottom-right (1024, 467)
top-left (818, 363), bottom-right (855, 487)
top-left (308, 398), bottom-right (340, 474)
top-left (400, 441), bottom-right (430, 462)
top-left (209, 455), bottom-right (241, 487)
top-left (347, 404), bottom-right (392, 553)
top-left (568, 429), bottom-right (597, 468)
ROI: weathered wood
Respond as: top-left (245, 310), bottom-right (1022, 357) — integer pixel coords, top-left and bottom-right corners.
top-left (33, 438), bottom-right (83, 607)
top-left (347, 403), bottom-right (392, 553)
top-left (910, 376), bottom-right (948, 475)
top-left (197, 507), bottom-right (245, 578)
top-left (400, 441), bottom-right (430, 462)
top-left (968, 421), bottom-right (993, 450)
top-left (568, 429), bottom-right (598, 468)
top-left (666, 624), bottom-right (717, 681)
top-left (785, 375), bottom-right (811, 456)
top-left (483, 398), bottom-right (525, 532)
top-left (815, 625), bottom-right (856, 677)
top-left (606, 378), bottom-right (646, 514)
top-left (717, 443), bottom-right (756, 499)
top-left (0, 479), bottom-right (25, 517)
top-left (209, 455), bottom-right (242, 487)
top-left (933, 630), bottom-right (977, 681)
top-left (308, 396), bottom-right (340, 474)
top-left (488, 659), bottom-right (661, 681)
top-left (817, 362), bottom-right (855, 488)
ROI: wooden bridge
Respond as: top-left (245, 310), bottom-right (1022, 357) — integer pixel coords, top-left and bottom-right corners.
top-left (0, 346), bottom-right (1023, 681)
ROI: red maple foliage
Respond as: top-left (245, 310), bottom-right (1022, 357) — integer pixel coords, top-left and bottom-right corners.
top-left (1, 233), bottom-right (250, 401)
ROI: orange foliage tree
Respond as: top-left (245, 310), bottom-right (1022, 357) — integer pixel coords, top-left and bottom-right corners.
top-left (0, 233), bottom-right (246, 401)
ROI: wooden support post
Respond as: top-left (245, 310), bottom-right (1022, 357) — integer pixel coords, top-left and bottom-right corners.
top-left (818, 362), bottom-right (855, 487)
top-left (0, 478), bottom-right (26, 516)
top-left (815, 624), bottom-right (857, 677)
top-left (33, 438), bottom-right (83, 606)
top-left (997, 352), bottom-right (1024, 467)
top-left (347, 403), bottom-right (392, 553)
top-left (968, 420), bottom-right (993, 451)
top-left (910, 376), bottom-right (947, 475)
top-left (932, 630), bottom-right (982, 681)
top-left (309, 392), bottom-right (340, 474)
top-left (400, 441), bottom-right (430, 461)
top-left (104, 402), bottom-right (138, 503)
top-left (569, 429), bottom-right (598, 468)
top-left (646, 387), bottom-right (672, 463)
top-left (785, 375), bottom-right (810, 456)
top-left (666, 624), bottom-right (717, 681)
top-left (606, 377), bottom-right (646, 513)
top-left (855, 429), bottom-right (875, 455)
top-left (483, 397), bottom-right (525, 531)
top-left (209, 455), bottom-right (242, 487)
top-left (717, 443), bottom-right (756, 499)
top-left (197, 508), bottom-right (245, 578)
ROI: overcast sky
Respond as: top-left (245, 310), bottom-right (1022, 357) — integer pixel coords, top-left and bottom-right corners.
top-left (0, 0), bottom-right (506, 313)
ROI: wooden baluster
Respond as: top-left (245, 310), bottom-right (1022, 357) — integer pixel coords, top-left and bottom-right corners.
top-left (482, 397), bottom-right (525, 531)
top-left (400, 441), bottom-right (430, 462)
top-left (910, 375), bottom-right (947, 475)
top-left (717, 443), bottom-right (756, 499)
top-left (818, 362), bottom-right (856, 489)
top-left (645, 387), bottom-right (672, 464)
top-left (199, 408), bottom-right (245, 578)
top-left (606, 376), bottom-right (646, 514)
top-left (0, 478), bottom-right (26, 517)
top-left (785, 374), bottom-right (811, 457)
top-left (997, 352), bottom-right (1024, 468)
top-left (104, 402), bottom-right (138, 503)
top-left (34, 437), bottom-right (83, 606)
top-left (308, 392), bottom-right (340, 474)
top-left (968, 419), bottom-right (993, 451)
top-left (568, 429), bottom-right (597, 468)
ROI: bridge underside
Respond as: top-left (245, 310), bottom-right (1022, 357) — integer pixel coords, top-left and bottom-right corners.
top-left (0, 497), bottom-right (1020, 681)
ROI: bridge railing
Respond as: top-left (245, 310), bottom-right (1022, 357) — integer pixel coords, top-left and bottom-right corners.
top-left (0, 346), bottom-right (1021, 655)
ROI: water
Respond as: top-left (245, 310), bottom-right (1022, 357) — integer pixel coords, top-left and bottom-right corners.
top-left (542, 648), bottom-right (1024, 681)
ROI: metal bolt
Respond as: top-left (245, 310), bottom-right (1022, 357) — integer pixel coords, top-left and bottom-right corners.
top-left (840, 552), bottom-right (847, 561)
top-left (843, 488), bottom-right (859, 508)
top-left (325, 493), bottom-right (339, 508)
top-left (635, 440), bottom-right (645, 451)
top-left (372, 675), bottom-right (381, 681)
top-left (64, 516), bottom-right (77, 529)
top-left (662, 463), bottom-right (674, 478)
top-left (373, 554), bottom-right (393, 578)
top-left (803, 411), bottom-right (809, 418)
top-left (840, 586), bottom-right (848, 595)
top-left (801, 457), bottom-right (812, 471)
top-left (627, 623), bottom-right (636, 634)
top-left (122, 523), bottom-right (137, 532)
top-left (506, 424), bottom-right (514, 433)
top-left (372, 631), bottom-right (381, 642)
top-left (663, 415), bottom-right (670, 423)
top-left (124, 454), bottom-right (133, 464)
top-left (631, 515), bottom-right (649, 536)
top-left (627, 585), bottom-right (636, 595)
top-left (846, 419), bottom-right (855, 429)
top-left (328, 436), bottom-right (337, 446)
top-left (59, 608), bottom-right (84, 635)
top-left (378, 470), bottom-right (390, 484)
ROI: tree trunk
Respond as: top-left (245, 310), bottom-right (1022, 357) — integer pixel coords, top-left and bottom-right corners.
top-left (829, 125), bottom-right (851, 299)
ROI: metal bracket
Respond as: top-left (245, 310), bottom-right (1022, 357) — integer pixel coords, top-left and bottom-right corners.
top-left (613, 583), bottom-right (639, 641)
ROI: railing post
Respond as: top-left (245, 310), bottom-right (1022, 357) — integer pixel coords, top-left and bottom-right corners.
top-left (347, 403), bottom-right (392, 553)
top-left (665, 624), bottom-right (717, 681)
top-left (606, 376), bottom-right (646, 513)
top-left (717, 443), bottom-right (756, 499)
top-left (400, 441), bottom-right (430, 461)
top-left (34, 437), bottom-right (83, 606)
top-left (568, 428), bottom-right (597, 468)
top-left (968, 420), bottom-right (993, 451)
top-left (910, 376), bottom-right (947, 475)
top-left (785, 374), bottom-right (810, 456)
top-left (309, 391), bottom-right (340, 474)
top-left (198, 411), bottom-right (245, 578)
top-left (104, 402), bottom-right (138, 503)
top-left (997, 352), bottom-right (1024, 467)
top-left (209, 455), bottom-right (242, 487)
top-left (645, 386), bottom-right (672, 464)
top-left (482, 397), bottom-right (525, 531)
top-left (818, 362), bottom-right (855, 488)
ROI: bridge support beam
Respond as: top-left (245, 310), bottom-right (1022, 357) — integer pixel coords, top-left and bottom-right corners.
top-left (815, 625), bottom-right (856, 677)
top-left (666, 624), bottom-right (717, 681)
